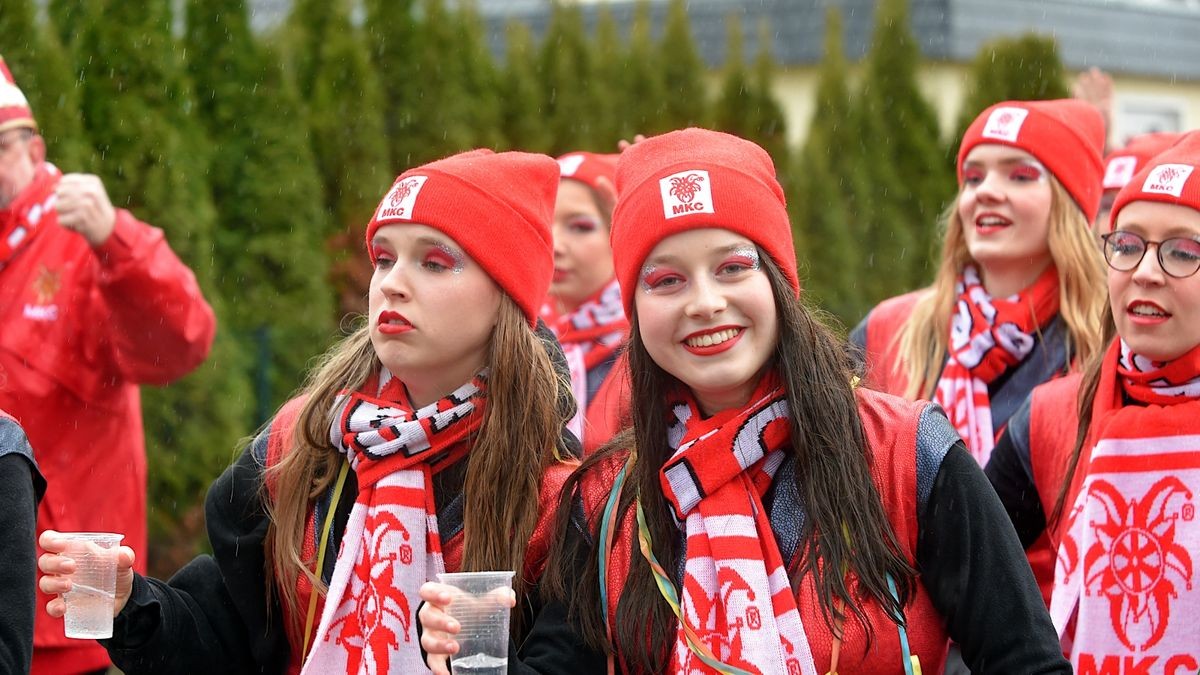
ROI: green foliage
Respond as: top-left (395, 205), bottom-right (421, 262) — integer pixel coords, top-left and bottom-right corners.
top-left (954, 34), bottom-right (1070, 145)
top-left (713, 17), bottom-right (787, 160)
top-left (0, 0), bottom-right (90, 170)
top-left (501, 21), bottom-right (553, 152)
top-left (852, 0), bottom-right (953, 306)
top-left (185, 0), bottom-right (336, 424)
top-left (591, 5), bottom-right (628, 148)
top-left (289, 0), bottom-right (391, 316)
top-left (539, 1), bottom-right (602, 153)
top-left (73, 0), bottom-right (252, 556)
top-left (658, 0), bottom-right (709, 130)
top-left (623, 0), bottom-right (667, 134)
top-left (364, 0), bottom-right (419, 169)
top-left (792, 9), bottom-right (864, 322)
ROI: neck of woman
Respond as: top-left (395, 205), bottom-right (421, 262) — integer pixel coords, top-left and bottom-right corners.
top-left (978, 258), bottom-right (1052, 299)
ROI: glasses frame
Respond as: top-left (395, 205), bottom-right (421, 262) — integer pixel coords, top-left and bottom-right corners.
top-left (1100, 230), bottom-right (1200, 279)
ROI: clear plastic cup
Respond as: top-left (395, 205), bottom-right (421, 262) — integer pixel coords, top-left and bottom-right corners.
top-left (60, 532), bottom-right (123, 639)
top-left (436, 570), bottom-right (515, 675)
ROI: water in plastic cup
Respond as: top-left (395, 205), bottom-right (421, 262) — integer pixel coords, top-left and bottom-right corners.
top-left (436, 570), bottom-right (514, 675)
top-left (60, 532), bottom-right (123, 639)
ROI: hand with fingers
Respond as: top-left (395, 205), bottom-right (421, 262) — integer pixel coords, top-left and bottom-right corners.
top-left (418, 581), bottom-right (516, 675)
top-left (37, 529), bottom-right (136, 620)
top-left (54, 173), bottom-right (117, 248)
top-left (617, 134), bottom-right (647, 152)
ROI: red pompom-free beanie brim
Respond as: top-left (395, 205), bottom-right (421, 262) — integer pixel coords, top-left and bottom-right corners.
top-left (959, 99), bottom-right (1106, 223)
top-left (557, 151), bottom-right (618, 195)
top-left (611, 128), bottom-right (798, 317)
top-left (1110, 130), bottom-right (1200, 226)
top-left (366, 149), bottom-right (560, 326)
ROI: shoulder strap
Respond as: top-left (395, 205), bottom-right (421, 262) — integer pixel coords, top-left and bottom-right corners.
top-left (301, 458), bottom-right (350, 659)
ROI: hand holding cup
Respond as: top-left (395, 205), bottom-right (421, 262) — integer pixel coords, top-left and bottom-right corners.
top-left (38, 530), bottom-right (135, 637)
top-left (420, 573), bottom-right (516, 675)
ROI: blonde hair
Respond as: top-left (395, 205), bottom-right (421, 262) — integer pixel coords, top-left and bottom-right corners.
top-left (264, 296), bottom-right (569, 646)
top-left (894, 177), bottom-right (1107, 400)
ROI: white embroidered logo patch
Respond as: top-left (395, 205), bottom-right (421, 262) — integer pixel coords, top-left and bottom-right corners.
top-left (1103, 156), bottom-right (1139, 190)
top-left (375, 176), bottom-right (428, 222)
top-left (1142, 163), bottom-right (1195, 198)
top-left (557, 154), bottom-right (586, 178)
top-left (659, 169), bottom-right (714, 219)
top-left (981, 107), bottom-right (1030, 143)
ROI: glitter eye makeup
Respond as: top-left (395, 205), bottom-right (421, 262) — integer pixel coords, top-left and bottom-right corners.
top-left (723, 246), bottom-right (761, 271)
top-left (429, 242), bottom-right (466, 274)
top-left (640, 264), bottom-right (679, 292)
top-left (1010, 160), bottom-right (1048, 183)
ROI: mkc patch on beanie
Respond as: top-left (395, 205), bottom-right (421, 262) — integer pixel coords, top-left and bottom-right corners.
top-left (611, 128), bottom-right (798, 316)
top-left (1110, 130), bottom-right (1200, 226)
top-left (1103, 132), bottom-right (1182, 191)
top-left (557, 151), bottom-right (618, 195)
top-left (959, 99), bottom-right (1106, 222)
top-left (0, 57), bottom-right (36, 134)
top-left (365, 149), bottom-right (560, 326)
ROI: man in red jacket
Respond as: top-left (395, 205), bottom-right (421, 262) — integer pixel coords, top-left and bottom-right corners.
top-left (0, 57), bottom-right (216, 674)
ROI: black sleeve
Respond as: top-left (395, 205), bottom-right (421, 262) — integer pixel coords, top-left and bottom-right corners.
top-left (847, 314), bottom-right (869, 373)
top-left (917, 444), bottom-right (1070, 674)
top-left (0, 454), bottom-right (39, 675)
top-left (984, 399), bottom-right (1048, 549)
top-left (509, 523), bottom-right (606, 674)
top-left (416, 520), bottom-right (607, 675)
top-left (103, 435), bottom-right (290, 674)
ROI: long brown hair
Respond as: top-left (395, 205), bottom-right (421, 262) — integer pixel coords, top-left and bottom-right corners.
top-left (545, 252), bottom-right (917, 671)
top-left (1049, 303), bottom-right (1118, 529)
top-left (264, 295), bottom-right (570, 647)
top-left (894, 178), bottom-right (1107, 399)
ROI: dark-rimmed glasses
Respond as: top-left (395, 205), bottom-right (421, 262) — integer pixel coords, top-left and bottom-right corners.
top-left (1100, 230), bottom-right (1200, 278)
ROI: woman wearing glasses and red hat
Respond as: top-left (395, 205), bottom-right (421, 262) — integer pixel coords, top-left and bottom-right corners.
top-left (986, 130), bottom-right (1200, 671)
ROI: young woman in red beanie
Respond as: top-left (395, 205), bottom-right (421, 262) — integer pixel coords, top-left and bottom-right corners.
top-left (852, 99), bottom-right (1108, 470)
top-left (419, 128), bottom-right (1070, 674)
top-left (544, 151), bottom-right (630, 451)
top-left (36, 149), bottom-right (596, 675)
top-left (987, 131), bottom-right (1200, 672)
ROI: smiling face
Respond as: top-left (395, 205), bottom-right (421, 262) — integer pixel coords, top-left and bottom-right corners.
top-left (958, 144), bottom-right (1055, 283)
top-left (1109, 200), bottom-right (1200, 362)
top-left (368, 224), bottom-right (502, 406)
top-left (550, 179), bottom-right (614, 312)
top-left (634, 228), bottom-right (778, 415)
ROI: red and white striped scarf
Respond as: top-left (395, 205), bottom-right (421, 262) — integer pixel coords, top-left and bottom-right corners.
top-left (301, 370), bottom-right (485, 675)
top-left (934, 264), bottom-right (1059, 466)
top-left (659, 373), bottom-right (819, 675)
top-left (1049, 340), bottom-right (1200, 669)
top-left (0, 162), bottom-right (58, 267)
top-left (545, 279), bottom-right (628, 442)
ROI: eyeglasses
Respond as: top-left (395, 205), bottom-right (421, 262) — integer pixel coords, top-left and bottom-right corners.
top-left (1100, 230), bottom-right (1200, 278)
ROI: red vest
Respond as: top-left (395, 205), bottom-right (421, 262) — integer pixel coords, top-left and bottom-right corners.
top-left (264, 396), bottom-right (571, 673)
top-left (583, 388), bottom-right (949, 673)
top-left (861, 290), bottom-right (928, 397)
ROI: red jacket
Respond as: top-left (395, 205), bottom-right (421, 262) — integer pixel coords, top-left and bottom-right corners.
top-left (0, 172), bottom-right (215, 674)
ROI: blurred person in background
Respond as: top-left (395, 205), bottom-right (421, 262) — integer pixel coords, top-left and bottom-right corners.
top-left (0, 55), bottom-right (215, 674)
top-left (543, 151), bottom-right (629, 452)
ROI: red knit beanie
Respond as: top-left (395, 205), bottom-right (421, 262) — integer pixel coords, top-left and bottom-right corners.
top-left (959, 99), bottom-right (1106, 222)
top-left (0, 57), bottom-right (36, 134)
top-left (556, 151), bottom-right (618, 195)
top-left (611, 128), bottom-right (798, 316)
top-left (365, 149), bottom-right (559, 326)
top-left (1110, 130), bottom-right (1200, 226)
top-left (1102, 131), bottom-right (1182, 190)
